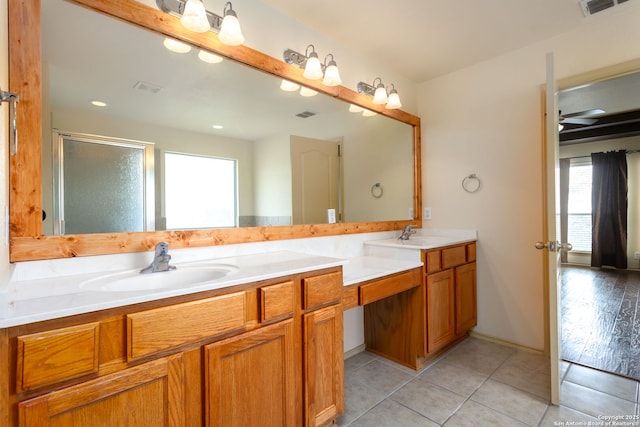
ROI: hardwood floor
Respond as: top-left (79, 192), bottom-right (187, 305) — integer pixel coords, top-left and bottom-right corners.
top-left (561, 265), bottom-right (640, 381)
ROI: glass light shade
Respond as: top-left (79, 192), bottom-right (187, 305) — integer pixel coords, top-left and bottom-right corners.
top-left (280, 79), bottom-right (300, 92)
top-left (372, 86), bottom-right (388, 105)
top-left (180, 0), bottom-right (210, 33)
top-left (322, 64), bottom-right (342, 86)
top-left (385, 91), bottom-right (402, 109)
top-left (349, 104), bottom-right (364, 113)
top-left (163, 37), bottom-right (192, 53)
top-left (299, 87), bottom-right (318, 97)
top-left (362, 109), bottom-right (377, 117)
top-left (303, 55), bottom-right (323, 80)
top-left (198, 50), bottom-right (223, 63)
top-left (219, 14), bottom-right (245, 46)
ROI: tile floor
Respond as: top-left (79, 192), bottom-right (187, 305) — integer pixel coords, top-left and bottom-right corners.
top-left (338, 337), bottom-right (640, 426)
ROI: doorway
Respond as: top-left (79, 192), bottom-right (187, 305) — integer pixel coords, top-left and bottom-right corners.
top-left (554, 63), bottom-right (640, 382)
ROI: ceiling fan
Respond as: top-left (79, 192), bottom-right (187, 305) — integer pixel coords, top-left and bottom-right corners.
top-left (559, 108), bottom-right (605, 127)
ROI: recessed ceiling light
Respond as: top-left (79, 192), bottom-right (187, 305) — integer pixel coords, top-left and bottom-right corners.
top-left (212, 124), bottom-right (223, 129)
top-left (91, 100), bottom-right (108, 107)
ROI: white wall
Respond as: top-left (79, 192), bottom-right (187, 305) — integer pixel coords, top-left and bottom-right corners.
top-left (418, 4), bottom-right (640, 350)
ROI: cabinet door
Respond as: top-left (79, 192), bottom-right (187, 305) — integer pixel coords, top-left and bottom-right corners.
top-left (455, 262), bottom-right (477, 335)
top-left (426, 269), bottom-right (455, 353)
top-left (303, 305), bottom-right (344, 427)
top-left (205, 319), bottom-right (296, 427)
top-left (18, 353), bottom-right (185, 427)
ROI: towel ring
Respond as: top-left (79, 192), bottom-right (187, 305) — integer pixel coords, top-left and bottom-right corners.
top-left (462, 174), bottom-right (481, 193)
top-left (371, 182), bottom-right (383, 198)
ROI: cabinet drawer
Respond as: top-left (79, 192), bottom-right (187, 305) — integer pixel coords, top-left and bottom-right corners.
top-left (127, 292), bottom-right (246, 360)
top-left (302, 271), bottom-right (342, 311)
top-left (425, 250), bottom-right (441, 274)
top-left (259, 281), bottom-right (294, 323)
top-left (442, 246), bottom-right (467, 269)
top-left (467, 243), bottom-right (476, 262)
top-left (17, 322), bottom-right (100, 392)
top-left (359, 269), bottom-right (422, 305)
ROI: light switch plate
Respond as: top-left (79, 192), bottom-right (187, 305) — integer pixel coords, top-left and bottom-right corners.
top-left (424, 207), bottom-right (432, 220)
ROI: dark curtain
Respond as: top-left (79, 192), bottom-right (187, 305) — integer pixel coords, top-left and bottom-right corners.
top-left (591, 150), bottom-right (628, 269)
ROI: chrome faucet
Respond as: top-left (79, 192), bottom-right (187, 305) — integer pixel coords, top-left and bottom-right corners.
top-left (398, 225), bottom-right (417, 240)
top-left (140, 242), bottom-right (176, 274)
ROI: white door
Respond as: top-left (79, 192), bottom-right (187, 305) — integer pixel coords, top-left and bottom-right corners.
top-left (540, 53), bottom-right (572, 405)
top-left (291, 135), bottom-right (341, 224)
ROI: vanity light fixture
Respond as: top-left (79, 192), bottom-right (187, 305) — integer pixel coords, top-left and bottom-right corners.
top-left (283, 45), bottom-right (342, 84)
top-left (348, 104), bottom-right (364, 113)
top-left (156, 0), bottom-right (245, 46)
top-left (357, 79), bottom-right (403, 109)
top-left (362, 108), bottom-right (377, 117)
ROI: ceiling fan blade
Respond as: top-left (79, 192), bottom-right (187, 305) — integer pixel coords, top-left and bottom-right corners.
top-left (561, 108), bottom-right (605, 118)
top-left (562, 117), bottom-right (598, 125)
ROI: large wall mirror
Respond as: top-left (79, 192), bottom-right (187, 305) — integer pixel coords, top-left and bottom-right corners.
top-left (8, 0), bottom-right (421, 262)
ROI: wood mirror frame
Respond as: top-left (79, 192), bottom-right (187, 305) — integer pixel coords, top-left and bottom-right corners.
top-left (8, 0), bottom-right (421, 262)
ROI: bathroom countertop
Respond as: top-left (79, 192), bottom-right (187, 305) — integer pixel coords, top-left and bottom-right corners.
top-left (364, 229), bottom-right (477, 250)
top-left (0, 250), bottom-right (426, 328)
top-left (342, 256), bottom-right (423, 286)
top-left (0, 251), bottom-right (345, 328)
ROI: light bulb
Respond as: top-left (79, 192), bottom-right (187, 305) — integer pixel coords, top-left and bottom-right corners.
top-left (303, 54), bottom-right (323, 80)
top-left (163, 37), bottom-right (192, 53)
top-left (385, 91), bottom-right (402, 109)
top-left (198, 50), bottom-right (223, 63)
top-left (373, 85), bottom-right (388, 105)
top-left (322, 63), bottom-right (342, 86)
top-left (180, 0), bottom-right (210, 33)
top-left (280, 80), bottom-right (301, 92)
top-left (219, 7), bottom-right (245, 46)
top-left (299, 87), bottom-right (318, 97)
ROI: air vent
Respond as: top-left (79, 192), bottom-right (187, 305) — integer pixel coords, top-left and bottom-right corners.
top-left (133, 81), bottom-right (163, 94)
top-left (580, 0), bottom-right (629, 16)
top-left (296, 111), bottom-right (316, 118)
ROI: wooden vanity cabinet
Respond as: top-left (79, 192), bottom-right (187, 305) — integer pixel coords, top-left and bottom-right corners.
top-left (1, 267), bottom-right (344, 427)
top-left (423, 242), bottom-right (477, 354)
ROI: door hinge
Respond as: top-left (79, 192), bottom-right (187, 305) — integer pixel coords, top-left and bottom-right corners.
top-left (0, 89), bottom-right (19, 155)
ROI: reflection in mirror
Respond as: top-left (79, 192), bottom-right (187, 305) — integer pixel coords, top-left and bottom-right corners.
top-left (41, 0), bottom-right (415, 235)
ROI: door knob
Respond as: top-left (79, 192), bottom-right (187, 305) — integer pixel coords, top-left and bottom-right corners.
top-left (535, 241), bottom-right (572, 252)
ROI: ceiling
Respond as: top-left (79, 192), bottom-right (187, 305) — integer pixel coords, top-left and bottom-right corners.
top-left (260, 0), bottom-right (593, 83)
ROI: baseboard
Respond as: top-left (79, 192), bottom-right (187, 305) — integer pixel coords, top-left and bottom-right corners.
top-left (343, 344), bottom-right (366, 360)
top-left (469, 331), bottom-right (545, 355)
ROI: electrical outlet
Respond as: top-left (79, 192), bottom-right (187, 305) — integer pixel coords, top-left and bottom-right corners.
top-left (634, 251), bottom-right (640, 260)
top-left (408, 208), bottom-right (414, 219)
top-left (424, 207), bottom-right (432, 220)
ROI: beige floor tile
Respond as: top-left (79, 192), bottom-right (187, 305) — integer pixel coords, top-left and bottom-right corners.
top-left (351, 359), bottom-right (414, 395)
top-left (444, 400), bottom-right (527, 427)
top-left (337, 375), bottom-right (390, 426)
top-left (538, 405), bottom-right (601, 426)
top-left (470, 379), bottom-right (549, 425)
top-left (416, 359), bottom-right (489, 397)
top-left (560, 381), bottom-right (637, 419)
top-left (441, 338), bottom-right (514, 376)
top-left (391, 379), bottom-right (466, 424)
top-left (348, 399), bottom-right (438, 427)
top-left (564, 363), bottom-right (638, 402)
top-left (345, 351), bottom-right (377, 372)
top-left (491, 350), bottom-right (551, 400)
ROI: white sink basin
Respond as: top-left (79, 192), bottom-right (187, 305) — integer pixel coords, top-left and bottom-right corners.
top-left (79, 262), bottom-right (239, 292)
